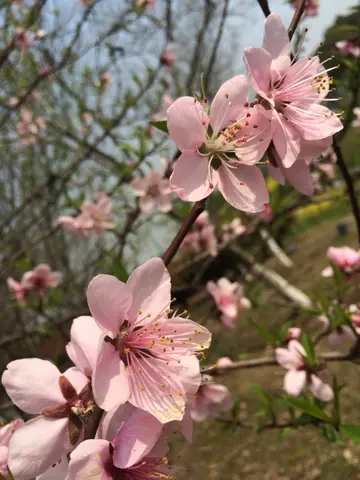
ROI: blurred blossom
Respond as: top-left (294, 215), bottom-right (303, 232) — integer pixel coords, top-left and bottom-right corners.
top-left (336, 40), bottom-right (360, 57)
top-left (290, 0), bottom-right (319, 17)
top-left (7, 264), bottom-right (62, 302)
top-left (81, 112), bottom-right (93, 133)
top-left (191, 375), bottom-right (233, 422)
top-left (15, 28), bottom-right (33, 51)
top-left (16, 108), bottom-right (46, 145)
top-left (7, 278), bottom-right (29, 303)
top-left (285, 327), bottom-right (302, 342)
top-left (352, 107), bottom-right (360, 128)
top-left (321, 246), bottom-right (360, 277)
top-left (275, 340), bottom-right (333, 400)
top-left (318, 315), bottom-right (356, 353)
top-left (132, 169), bottom-right (172, 213)
top-left (222, 218), bottom-right (246, 243)
top-left (181, 212), bottom-right (218, 257)
top-left (207, 278), bottom-right (251, 329)
top-left (0, 419), bottom-right (24, 478)
top-left (160, 44), bottom-right (176, 66)
top-left (100, 71), bottom-right (112, 89)
top-left (216, 357), bottom-right (233, 368)
top-left (58, 192), bottom-right (115, 237)
top-left (349, 304), bottom-right (360, 327)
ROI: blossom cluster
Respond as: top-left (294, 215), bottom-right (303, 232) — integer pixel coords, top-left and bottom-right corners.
top-left (180, 211), bottom-right (218, 257)
top-left (57, 191), bottom-right (115, 237)
top-left (7, 263), bottom-right (62, 304)
top-left (1, 258), bottom-right (212, 479)
top-left (166, 14), bottom-right (343, 212)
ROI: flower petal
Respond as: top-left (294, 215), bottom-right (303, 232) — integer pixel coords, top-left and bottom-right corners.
top-left (243, 47), bottom-right (272, 101)
top-left (8, 417), bottom-right (69, 480)
top-left (68, 439), bottom-right (111, 480)
top-left (210, 75), bottom-right (248, 135)
top-left (281, 158), bottom-right (314, 195)
top-left (217, 164), bottom-right (269, 213)
top-left (309, 375), bottom-right (334, 401)
top-left (267, 163), bottom-right (285, 185)
top-left (63, 367), bottom-right (89, 395)
top-left (262, 13), bottom-right (291, 81)
top-left (36, 456), bottom-right (69, 480)
top-left (167, 97), bottom-right (207, 152)
top-left (284, 370), bottom-right (307, 396)
top-left (273, 111), bottom-right (301, 168)
top-left (170, 152), bottom-right (216, 202)
top-left (2, 359), bottom-right (63, 414)
top-left (87, 274), bottom-right (132, 337)
top-left (92, 340), bottom-right (130, 411)
top-left (298, 137), bottom-right (333, 163)
top-left (66, 316), bottom-right (103, 377)
top-left (112, 408), bottom-right (163, 469)
top-left (126, 257), bottom-right (171, 326)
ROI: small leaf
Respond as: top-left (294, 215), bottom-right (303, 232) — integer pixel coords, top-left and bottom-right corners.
top-left (149, 120), bottom-right (168, 134)
top-left (111, 259), bottom-right (128, 282)
top-left (231, 399), bottom-right (241, 420)
top-left (342, 424), bottom-right (360, 443)
top-left (279, 427), bottom-right (295, 439)
top-left (248, 384), bottom-right (271, 406)
top-left (301, 333), bottom-right (316, 366)
top-left (281, 396), bottom-right (332, 423)
top-left (322, 424), bottom-right (339, 443)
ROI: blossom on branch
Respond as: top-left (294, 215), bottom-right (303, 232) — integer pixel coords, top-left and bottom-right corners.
top-left (321, 246), bottom-right (360, 277)
top-left (244, 14), bottom-right (343, 187)
top-left (190, 375), bottom-right (233, 422)
top-left (290, 0), bottom-right (319, 17)
top-left (275, 340), bottom-right (333, 400)
top-left (167, 75), bottom-right (271, 212)
top-left (132, 169), bottom-right (173, 213)
top-left (87, 257), bottom-right (211, 421)
top-left (2, 359), bottom-right (90, 479)
top-left (160, 44), bottom-right (176, 67)
top-left (206, 277), bottom-right (251, 328)
top-left (181, 212), bottom-right (218, 257)
top-left (221, 218), bottom-right (246, 243)
top-left (336, 40), bottom-right (360, 57)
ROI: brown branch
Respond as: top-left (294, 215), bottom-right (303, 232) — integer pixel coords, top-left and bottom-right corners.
top-left (256, 0), bottom-right (271, 18)
top-left (333, 137), bottom-right (360, 246)
top-left (202, 351), bottom-right (357, 376)
top-left (287, 0), bottom-right (306, 40)
top-left (162, 199), bottom-right (207, 267)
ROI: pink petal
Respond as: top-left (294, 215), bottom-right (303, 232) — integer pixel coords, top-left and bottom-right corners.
top-left (177, 355), bottom-right (201, 400)
top-left (179, 406), bottom-right (193, 442)
top-left (298, 137), bottom-right (333, 163)
top-left (309, 375), bottom-right (334, 401)
top-left (210, 75), bottom-right (248, 135)
top-left (47, 272), bottom-right (62, 288)
top-left (221, 314), bottom-right (237, 328)
top-left (8, 417), bottom-right (69, 480)
top-left (66, 315), bottom-right (103, 376)
top-left (217, 164), bottom-right (269, 213)
top-left (156, 317), bottom-right (211, 355)
top-left (139, 195), bottom-right (155, 213)
top-left (262, 13), bottom-right (291, 81)
top-left (63, 367), bottom-right (89, 394)
top-left (281, 158), bottom-right (314, 195)
top-left (2, 359), bottom-right (63, 414)
top-left (275, 346), bottom-right (302, 370)
top-left (128, 358), bottom-right (186, 423)
top-left (97, 404), bottom-right (135, 442)
top-left (267, 163), bottom-right (285, 185)
top-left (112, 408), bottom-right (163, 469)
top-left (321, 266), bottom-right (334, 278)
top-left (68, 439), bottom-right (111, 480)
top-left (87, 274), bottom-right (132, 337)
top-left (0, 446), bottom-right (8, 478)
top-left (126, 258), bottom-right (171, 326)
top-left (36, 456), bottom-right (69, 479)
top-left (284, 370), bottom-right (307, 396)
top-left (273, 111), bottom-right (301, 168)
top-left (243, 47), bottom-right (272, 101)
top-left (92, 341), bottom-right (130, 411)
top-left (167, 97), bottom-right (207, 152)
top-left (170, 152), bottom-right (217, 202)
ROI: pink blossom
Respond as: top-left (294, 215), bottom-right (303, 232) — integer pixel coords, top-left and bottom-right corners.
top-left (80, 191), bottom-right (116, 234)
top-left (79, 0), bottom-right (95, 6)
top-left (290, 0), bottom-right (319, 17)
top-left (200, 224), bottom-right (218, 257)
top-left (321, 246), bottom-right (360, 277)
top-left (66, 316), bottom-right (103, 378)
top-left (167, 75), bottom-right (271, 212)
top-left (275, 340), bottom-right (333, 400)
top-left (100, 72), bottom-right (112, 88)
top-left (160, 44), bottom-right (176, 66)
top-left (15, 28), bottom-right (33, 51)
top-left (180, 230), bottom-right (201, 255)
top-left (21, 263), bottom-right (62, 294)
top-left (7, 277), bottom-right (29, 303)
top-left (16, 108), bottom-right (46, 145)
top-left (216, 357), bottom-right (233, 368)
top-left (318, 315), bottom-right (356, 352)
top-left (336, 40), bottom-right (360, 57)
top-left (207, 278), bottom-right (251, 328)
top-left (12, 0), bottom-right (25, 5)
top-left (222, 218), bottom-right (246, 242)
top-left (349, 305), bottom-right (360, 327)
top-left (57, 212), bottom-right (93, 237)
top-left (0, 420), bottom-right (24, 479)
top-left (87, 257), bottom-right (211, 421)
top-left (2, 359), bottom-right (90, 479)
top-left (69, 403), bottom-right (168, 479)
top-left (190, 375), bottom-right (233, 422)
top-left (132, 170), bottom-right (172, 213)
top-left (352, 107), bottom-right (360, 128)
top-left (244, 14), bottom-right (343, 171)
top-left (285, 327), bottom-right (302, 342)
top-left (181, 212), bottom-right (218, 257)
top-left (195, 211), bottom-right (211, 229)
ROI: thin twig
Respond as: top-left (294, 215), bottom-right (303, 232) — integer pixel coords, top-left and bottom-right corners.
top-left (256, 0), bottom-right (271, 18)
top-left (287, 0), bottom-right (306, 40)
top-left (333, 137), bottom-right (360, 246)
top-left (162, 199), bottom-right (206, 267)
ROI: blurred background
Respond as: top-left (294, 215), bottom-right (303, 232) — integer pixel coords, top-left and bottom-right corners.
top-left (0, 0), bottom-right (360, 478)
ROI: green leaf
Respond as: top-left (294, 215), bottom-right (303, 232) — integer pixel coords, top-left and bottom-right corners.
top-left (301, 333), bottom-right (316, 366)
top-left (322, 424), bottom-right (340, 443)
top-left (248, 384), bottom-right (271, 406)
top-left (249, 319), bottom-right (276, 347)
top-left (281, 396), bottom-right (332, 423)
top-left (231, 399), bottom-right (241, 420)
top-left (331, 375), bottom-right (341, 427)
top-left (279, 427), bottom-right (295, 439)
top-left (111, 259), bottom-right (128, 282)
top-left (342, 424), bottom-right (360, 443)
top-left (149, 120), bottom-right (168, 134)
